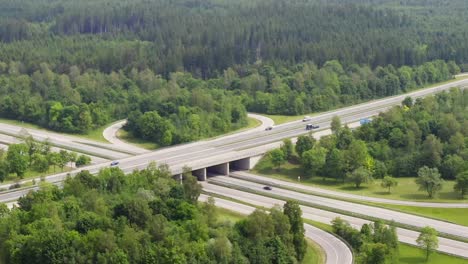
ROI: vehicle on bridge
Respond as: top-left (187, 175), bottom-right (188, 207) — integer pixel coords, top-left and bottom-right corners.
top-left (360, 118), bottom-right (372, 125)
top-left (306, 124), bottom-right (319, 130)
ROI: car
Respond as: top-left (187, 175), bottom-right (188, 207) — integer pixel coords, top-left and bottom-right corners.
top-left (360, 118), bottom-right (372, 125)
top-left (265, 126), bottom-right (273, 131)
top-left (110, 161), bottom-right (120, 166)
top-left (302, 116), bottom-right (312, 122)
top-left (263, 186), bottom-right (272, 190)
top-left (305, 124), bottom-right (319, 130)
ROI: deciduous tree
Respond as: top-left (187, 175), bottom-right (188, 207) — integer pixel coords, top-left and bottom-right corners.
top-left (415, 166), bottom-right (444, 198)
top-left (381, 176), bottom-right (398, 193)
top-left (416, 226), bottom-right (438, 261)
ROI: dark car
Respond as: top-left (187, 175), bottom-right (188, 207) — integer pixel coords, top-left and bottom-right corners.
top-left (110, 161), bottom-right (120, 166)
top-left (306, 124), bottom-right (319, 130)
top-left (265, 126), bottom-right (273, 131)
top-left (263, 186), bottom-right (272, 190)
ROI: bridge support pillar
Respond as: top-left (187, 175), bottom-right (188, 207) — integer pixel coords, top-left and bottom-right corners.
top-left (192, 168), bottom-right (207, 181)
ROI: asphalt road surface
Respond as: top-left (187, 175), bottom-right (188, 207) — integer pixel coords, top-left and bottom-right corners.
top-left (102, 120), bottom-right (149, 154)
top-left (1, 79), bottom-right (468, 261)
top-left (210, 176), bottom-right (468, 240)
top-left (230, 171), bottom-right (468, 208)
top-left (198, 194), bottom-right (353, 264)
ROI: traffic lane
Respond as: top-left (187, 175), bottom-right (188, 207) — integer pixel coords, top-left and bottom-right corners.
top-left (212, 177), bottom-right (468, 239)
top-left (305, 224), bottom-right (353, 264)
top-left (231, 171), bottom-right (468, 208)
top-left (203, 182), bottom-right (468, 258)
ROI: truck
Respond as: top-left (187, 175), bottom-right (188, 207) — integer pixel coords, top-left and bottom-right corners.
top-left (306, 124), bottom-right (319, 130)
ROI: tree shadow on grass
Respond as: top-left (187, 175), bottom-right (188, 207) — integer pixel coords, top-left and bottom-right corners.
top-left (398, 256), bottom-right (426, 264)
top-left (373, 191), bottom-right (392, 196)
top-left (400, 193), bottom-right (432, 200)
top-left (338, 185), bottom-right (369, 191)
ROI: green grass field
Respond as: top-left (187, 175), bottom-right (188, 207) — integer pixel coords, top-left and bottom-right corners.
top-left (399, 243), bottom-right (468, 264)
top-left (116, 129), bottom-right (159, 150)
top-left (253, 157), bottom-right (466, 203)
top-left (0, 118), bottom-right (109, 142)
top-left (367, 203), bottom-right (468, 227)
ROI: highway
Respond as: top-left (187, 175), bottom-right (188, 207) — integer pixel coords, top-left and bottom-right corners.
top-left (209, 176), bottom-right (468, 240)
top-left (1, 79), bottom-right (468, 262)
top-left (231, 171), bottom-right (468, 208)
top-left (201, 182), bottom-right (468, 258)
top-left (198, 194), bottom-right (354, 264)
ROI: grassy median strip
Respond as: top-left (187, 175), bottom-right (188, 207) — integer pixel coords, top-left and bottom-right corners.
top-left (209, 180), bottom-right (468, 244)
top-left (229, 174), bottom-right (468, 227)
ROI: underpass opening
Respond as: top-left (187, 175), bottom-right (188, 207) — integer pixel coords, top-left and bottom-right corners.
top-left (230, 158), bottom-right (250, 171)
top-left (206, 163), bottom-right (229, 179)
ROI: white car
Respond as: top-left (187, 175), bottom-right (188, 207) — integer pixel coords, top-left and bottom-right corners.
top-left (302, 116), bottom-right (312, 122)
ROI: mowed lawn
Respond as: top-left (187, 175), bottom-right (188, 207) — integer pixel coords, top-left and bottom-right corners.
top-left (368, 203), bottom-right (468, 227)
top-left (253, 157), bottom-right (466, 203)
top-left (399, 243), bottom-right (468, 264)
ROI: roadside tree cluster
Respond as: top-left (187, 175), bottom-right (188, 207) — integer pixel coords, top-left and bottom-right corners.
top-left (0, 137), bottom-right (90, 182)
top-left (332, 218), bottom-right (399, 264)
top-left (0, 165), bottom-right (307, 263)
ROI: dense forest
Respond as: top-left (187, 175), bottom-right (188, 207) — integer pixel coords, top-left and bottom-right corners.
top-left (0, 0), bottom-right (467, 144)
top-left (0, 165), bottom-right (307, 263)
top-left (0, 0), bottom-right (468, 77)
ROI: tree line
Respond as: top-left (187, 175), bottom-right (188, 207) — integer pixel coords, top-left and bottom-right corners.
top-left (0, 0), bottom-right (468, 77)
top-left (0, 164), bottom-right (307, 263)
top-left (269, 89), bottom-right (468, 198)
top-left (0, 137), bottom-right (91, 182)
top-left (0, 58), bottom-right (458, 146)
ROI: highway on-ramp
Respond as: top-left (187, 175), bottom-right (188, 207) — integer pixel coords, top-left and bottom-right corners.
top-left (198, 194), bottom-right (353, 264)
